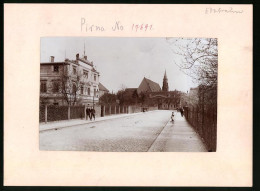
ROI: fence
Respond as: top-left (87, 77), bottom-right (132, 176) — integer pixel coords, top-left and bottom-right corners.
top-left (184, 106), bottom-right (217, 151)
top-left (40, 104), bottom-right (158, 123)
top-left (70, 106), bottom-right (85, 119)
top-left (40, 105), bottom-right (85, 123)
top-left (101, 105), bottom-right (129, 117)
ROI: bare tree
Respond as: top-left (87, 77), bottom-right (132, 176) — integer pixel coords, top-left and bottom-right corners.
top-left (60, 65), bottom-right (84, 106)
top-left (166, 38), bottom-right (218, 89)
top-left (119, 84), bottom-right (127, 91)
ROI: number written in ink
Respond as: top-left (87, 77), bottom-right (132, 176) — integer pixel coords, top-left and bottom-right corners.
top-left (132, 24), bottom-right (153, 32)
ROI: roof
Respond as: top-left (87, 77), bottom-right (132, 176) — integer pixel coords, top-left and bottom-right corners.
top-left (40, 62), bottom-right (68, 65)
top-left (78, 58), bottom-right (93, 67)
top-left (99, 83), bottom-right (109, 92)
top-left (144, 77), bottom-right (161, 92)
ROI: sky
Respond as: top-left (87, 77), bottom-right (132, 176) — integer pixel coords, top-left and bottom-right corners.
top-left (41, 37), bottom-right (197, 93)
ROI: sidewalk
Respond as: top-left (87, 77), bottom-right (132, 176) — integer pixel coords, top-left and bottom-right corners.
top-left (39, 111), bottom-right (156, 132)
top-left (148, 112), bottom-right (207, 152)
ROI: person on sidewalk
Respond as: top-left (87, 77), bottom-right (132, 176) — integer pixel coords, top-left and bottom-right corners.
top-left (180, 108), bottom-right (184, 117)
top-left (86, 107), bottom-right (89, 120)
top-left (91, 107), bottom-right (96, 121)
top-left (171, 111), bottom-right (174, 122)
top-left (88, 108), bottom-right (93, 120)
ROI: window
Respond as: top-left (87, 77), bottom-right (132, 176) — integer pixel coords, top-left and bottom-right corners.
top-left (53, 102), bottom-right (59, 105)
top-left (73, 66), bottom-right (77, 75)
top-left (94, 75), bottom-right (96, 81)
top-left (94, 89), bottom-right (96, 96)
top-left (81, 86), bottom-right (84, 94)
top-left (52, 81), bottom-right (59, 93)
top-left (54, 65), bottom-right (59, 72)
top-left (40, 81), bottom-right (47, 93)
top-left (87, 88), bottom-right (90, 95)
top-left (83, 70), bottom-right (88, 78)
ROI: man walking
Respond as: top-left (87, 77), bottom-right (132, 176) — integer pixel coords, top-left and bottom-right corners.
top-left (89, 108), bottom-right (93, 120)
top-left (91, 107), bottom-right (96, 121)
top-left (86, 107), bottom-right (89, 120)
top-left (180, 107), bottom-right (184, 117)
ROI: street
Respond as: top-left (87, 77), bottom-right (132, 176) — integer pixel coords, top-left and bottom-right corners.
top-left (40, 110), bottom-right (207, 152)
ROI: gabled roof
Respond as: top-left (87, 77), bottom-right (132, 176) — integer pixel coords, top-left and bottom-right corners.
top-left (144, 77), bottom-right (161, 92)
top-left (99, 82), bottom-right (109, 92)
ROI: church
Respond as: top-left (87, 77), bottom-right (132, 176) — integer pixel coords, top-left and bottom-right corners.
top-left (136, 71), bottom-right (182, 110)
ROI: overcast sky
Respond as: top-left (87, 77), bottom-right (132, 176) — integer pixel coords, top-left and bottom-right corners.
top-left (41, 37), bottom-right (197, 93)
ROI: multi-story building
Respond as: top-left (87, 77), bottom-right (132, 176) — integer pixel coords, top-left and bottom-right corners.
top-left (40, 53), bottom-right (101, 106)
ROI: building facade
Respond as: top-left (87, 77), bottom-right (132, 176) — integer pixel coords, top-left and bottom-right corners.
top-left (40, 54), bottom-right (101, 106)
top-left (135, 72), bottom-right (181, 110)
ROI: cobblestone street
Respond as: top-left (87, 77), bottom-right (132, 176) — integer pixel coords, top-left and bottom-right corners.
top-left (40, 110), bottom-right (207, 152)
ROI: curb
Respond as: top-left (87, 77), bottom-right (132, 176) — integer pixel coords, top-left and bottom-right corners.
top-left (39, 111), bottom-right (157, 133)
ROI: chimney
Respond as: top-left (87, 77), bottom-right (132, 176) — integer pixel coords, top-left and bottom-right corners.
top-left (76, 53), bottom-right (79, 60)
top-left (50, 56), bottom-right (55, 62)
top-left (84, 55), bottom-right (87, 60)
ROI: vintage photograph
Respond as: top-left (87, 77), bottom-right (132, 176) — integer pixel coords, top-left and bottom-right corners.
top-left (39, 37), bottom-right (217, 152)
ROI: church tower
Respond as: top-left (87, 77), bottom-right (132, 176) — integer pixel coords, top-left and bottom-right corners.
top-left (162, 70), bottom-right (169, 92)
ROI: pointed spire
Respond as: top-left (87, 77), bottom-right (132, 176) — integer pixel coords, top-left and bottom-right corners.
top-left (162, 70), bottom-right (169, 92)
top-left (164, 69), bottom-right (168, 79)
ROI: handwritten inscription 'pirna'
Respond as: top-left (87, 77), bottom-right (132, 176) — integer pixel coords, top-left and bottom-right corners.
top-left (81, 18), bottom-right (105, 32)
top-left (81, 18), bottom-right (153, 33)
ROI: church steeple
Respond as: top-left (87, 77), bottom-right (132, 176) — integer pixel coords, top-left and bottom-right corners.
top-left (162, 70), bottom-right (169, 92)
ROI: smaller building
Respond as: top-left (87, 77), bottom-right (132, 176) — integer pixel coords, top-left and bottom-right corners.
top-left (180, 87), bottom-right (199, 107)
top-left (98, 82), bottom-right (109, 97)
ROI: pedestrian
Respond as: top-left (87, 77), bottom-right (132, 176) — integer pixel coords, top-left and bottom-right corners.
top-left (171, 111), bottom-right (174, 122)
top-left (86, 107), bottom-right (89, 120)
top-left (91, 107), bottom-right (95, 120)
top-left (180, 108), bottom-right (184, 117)
top-left (88, 108), bottom-right (92, 120)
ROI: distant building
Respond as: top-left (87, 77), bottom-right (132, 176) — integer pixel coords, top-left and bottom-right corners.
top-left (40, 53), bottom-right (100, 106)
top-left (181, 87), bottom-right (199, 107)
top-left (137, 77), bottom-right (161, 94)
top-left (98, 82), bottom-right (109, 97)
top-left (136, 71), bottom-right (181, 110)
